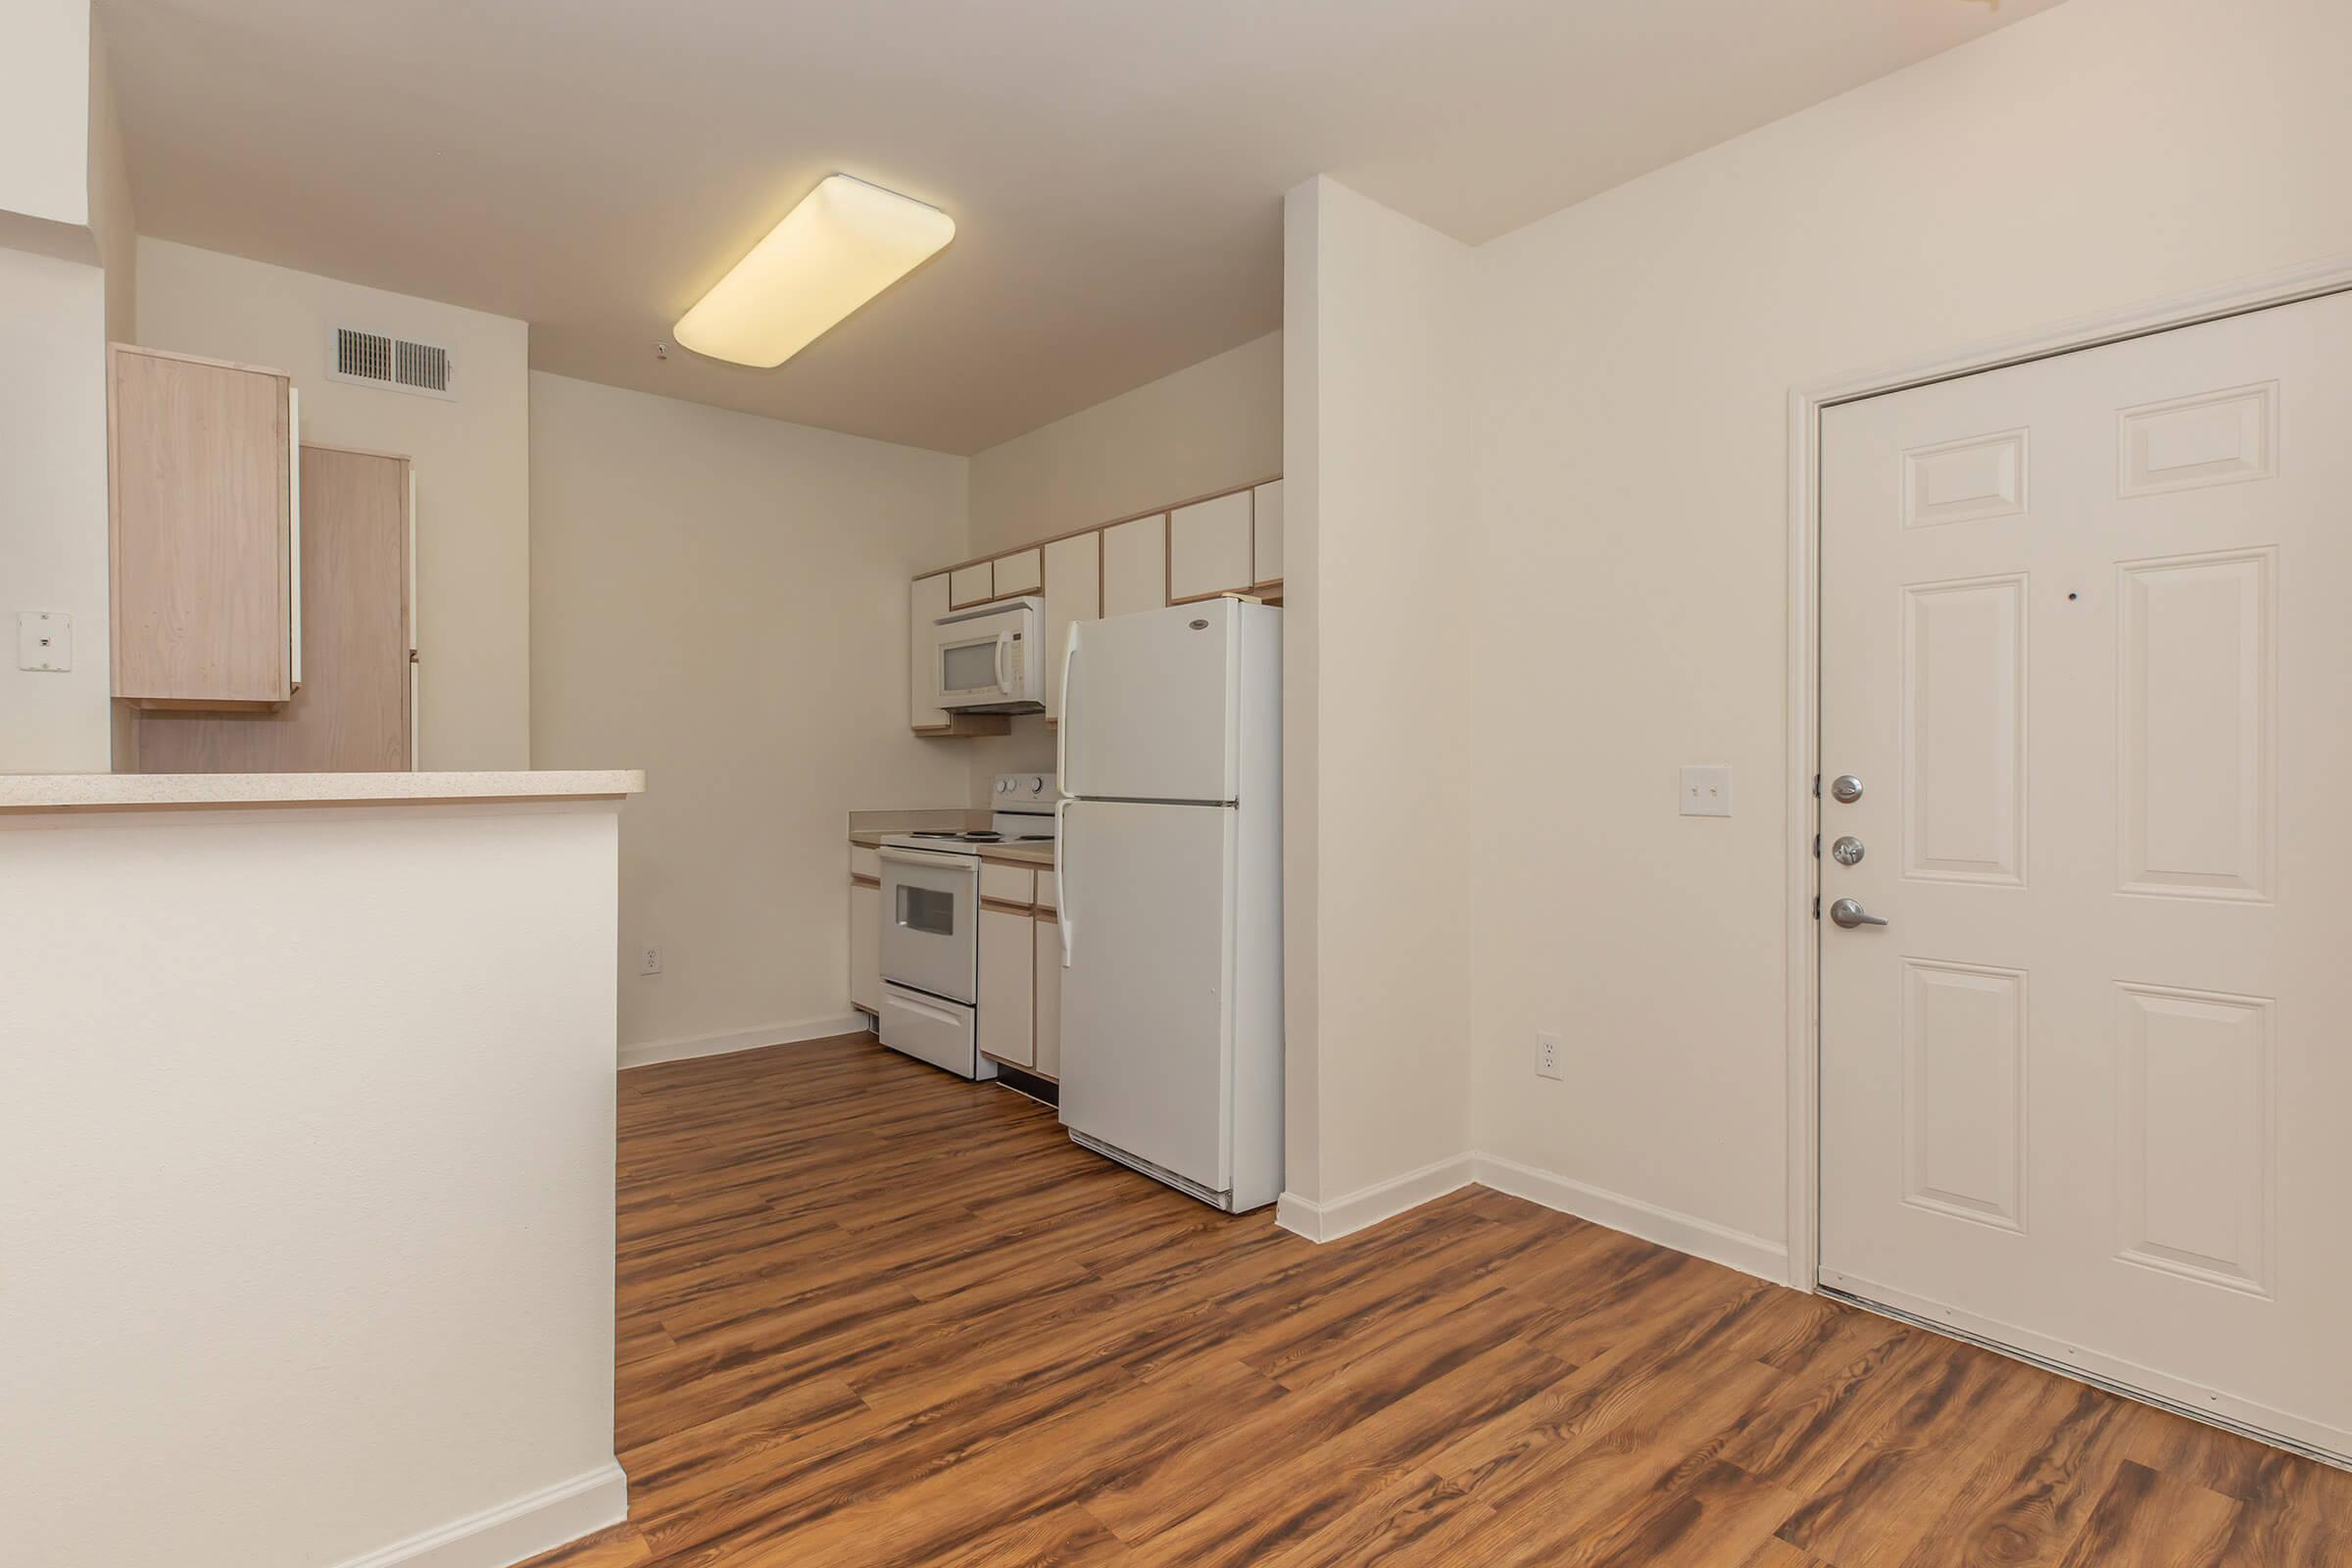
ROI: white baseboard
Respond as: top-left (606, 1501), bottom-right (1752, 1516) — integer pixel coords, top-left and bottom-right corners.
top-left (1273, 1149), bottom-right (1788, 1285)
top-left (1275, 1152), bottom-right (1480, 1244)
top-left (328, 1460), bottom-right (627, 1568)
top-left (618, 1012), bottom-right (868, 1070)
top-left (1472, 1152), bottom-right (1788, 1284)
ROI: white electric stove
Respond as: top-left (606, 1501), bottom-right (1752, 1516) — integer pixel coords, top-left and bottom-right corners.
top-left (876, 774), bottom-right (1054, 1078)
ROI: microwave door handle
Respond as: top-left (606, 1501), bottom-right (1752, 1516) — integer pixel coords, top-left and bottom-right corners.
top-left (994, 630), bottom-right (1010, 696)
top-left (1054, 798), bottom-right (1073, 967)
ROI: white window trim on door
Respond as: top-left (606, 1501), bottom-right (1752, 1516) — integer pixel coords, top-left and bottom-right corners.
top-left (1781, 253), bottom-right (2352, 1297)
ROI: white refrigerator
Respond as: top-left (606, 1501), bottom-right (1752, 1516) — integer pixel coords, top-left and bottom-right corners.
top-left (1054, 596), bottom-right (1283, 1213)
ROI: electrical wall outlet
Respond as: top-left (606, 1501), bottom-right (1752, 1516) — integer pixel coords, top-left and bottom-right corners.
top-left (1537, 1030), bottom-right (1564, 1081)
top-left (638, 946), bottom-right (662, 976)
top-left (1680, 764), bottom-right (1732, 817)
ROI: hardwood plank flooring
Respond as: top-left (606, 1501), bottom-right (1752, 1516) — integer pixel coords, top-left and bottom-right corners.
top-left (525, 1034), bottom-right (2349, 1567)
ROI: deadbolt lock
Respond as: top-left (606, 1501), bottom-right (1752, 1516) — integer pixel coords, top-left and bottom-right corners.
top-left (1830, 774), bottom-right (1864, 804)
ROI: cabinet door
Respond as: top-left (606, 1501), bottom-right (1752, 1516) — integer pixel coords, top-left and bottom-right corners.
top-left (908, 573), bottom-right (951, 730)
top-left (978, 906), bottom-right (1035, 1068)
top-left (1043, 531), bottom-right (1100, 721)
top-left (1101, 514), bottom-right (1167, 618)
top-left (1252, 479), bottom-right (1283, 586)
top-left (1168, 491), bottom-right (1253, 603)
top-left (109, 345), bottom-right (293, 706)
top-left (950, 562), bottom-right (994, 609)
top-left (849, 879), bottom-right (881, 1014)
top-left (1033, 914), bottom-right (1061, 1081)
top-left (993, 547), bottom-right (1043, 597)
top-left (136, 447), bottom-right (411, 773)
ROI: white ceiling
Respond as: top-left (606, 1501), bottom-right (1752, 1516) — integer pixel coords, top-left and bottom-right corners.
top-left (104, 0), bottom-right (2064, 454)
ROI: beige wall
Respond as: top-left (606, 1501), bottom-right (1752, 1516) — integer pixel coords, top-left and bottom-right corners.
top-left (136, 238), bottom-right (533, 769)
top-left (86, 10), bottom-right (134, 342)
top-left (0, 0), bottom-right (90, 234)
top-left (0, 2), bottom-right (131, 774)
top-left (966, 330), bottom-right (1282, 557)
top-left (958, 329), bottom-right (1285, 801)
top-left (528, 371), bottom-right (970, 1060)
top-left (1465, 0), bottom-right (2352, 1263)
top-left (1282, 176), bottom-right (1478, 1209)
top-left (0, 248), bottom-right (112, 772)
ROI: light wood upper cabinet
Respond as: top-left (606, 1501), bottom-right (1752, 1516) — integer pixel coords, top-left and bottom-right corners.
top-left (1101, 513), bottom-right (1167, 618)
top-left (1253, 479), bottom-right (1284, 586)
top-left (978, 905), bottom-right (1035, 1068)
top-left (136, 446), bottom-right (414, 773)
top-left (992, 547), bottom-right (1043, 597)
top-left (1042, 530), bottom-right (1099, 720)
top-left (949, 562), bottom-right (994, 609)
top-left (1168, 491), bottom-right (1254, 603)
top-left (109, 344), bottom-right (296, 709)
top-left (1033, 914), bottom-right (1061, 1082)
top-left (909, 573), bottom-right (951, 729)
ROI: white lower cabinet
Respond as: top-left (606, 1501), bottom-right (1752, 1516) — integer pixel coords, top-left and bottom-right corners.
top-left (978, 905), bottom-right (1035, 1068)
top-left (849, 878), bottom-right (880, 1014)
top-left (1033, 914), bottom-right (1061, 1081)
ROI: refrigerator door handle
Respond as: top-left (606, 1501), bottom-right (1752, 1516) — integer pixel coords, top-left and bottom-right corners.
top-left (1054, 797), bottom-right (1074, 968)
top-left (1055, 620), bottom-right (1079, 795)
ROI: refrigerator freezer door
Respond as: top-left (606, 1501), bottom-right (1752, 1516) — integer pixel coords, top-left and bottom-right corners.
top-left (1060, 599), bottom-right (1239, 805)
top-left (1057, 799), bottom-right (1236, 1195)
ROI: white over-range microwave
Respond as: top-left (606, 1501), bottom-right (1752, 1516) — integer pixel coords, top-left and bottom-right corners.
top-left (932, 596), bottom-right (1046, 713)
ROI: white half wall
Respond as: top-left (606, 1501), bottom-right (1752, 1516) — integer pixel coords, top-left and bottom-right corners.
top-left (0, 800), bottom-right (626, 1568)
top-left (1281, 175), bottom-right (1477, 1208)
top-left (135, 239), bottom-right (534, 770)
top-left (1467, 0), bottom-right (2352, 1250)
top-left (528, 371), bottom-right (969, 1060)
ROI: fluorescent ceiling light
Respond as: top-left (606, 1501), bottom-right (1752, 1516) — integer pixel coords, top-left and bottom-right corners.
top-left (673, 174), bottom-right (955, 368)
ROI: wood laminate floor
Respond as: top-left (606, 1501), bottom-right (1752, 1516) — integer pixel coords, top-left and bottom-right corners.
top-left (529, 1033), bottom-right (2348, 1567)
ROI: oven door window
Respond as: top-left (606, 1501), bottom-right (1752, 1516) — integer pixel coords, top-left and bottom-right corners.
top-left (940, 638), bottom-right (998, 695)
top-left (897, 884), bottom-right (957, 937)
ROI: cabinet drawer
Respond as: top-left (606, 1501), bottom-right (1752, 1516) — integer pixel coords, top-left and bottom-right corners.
top-left (979, 861), bottom-right (1035, 905)
top-left (1035, 869), bottom-right (1058, 911)
top-left (850, 844), bottom-right (881, 880)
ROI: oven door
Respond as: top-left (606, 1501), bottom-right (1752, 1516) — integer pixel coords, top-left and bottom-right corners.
top-left (878, 847), bottom-right (979, 1004)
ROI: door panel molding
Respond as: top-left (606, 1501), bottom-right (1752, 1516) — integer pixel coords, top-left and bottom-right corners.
top-left (1784, 253), bottom-right (2352, 1300)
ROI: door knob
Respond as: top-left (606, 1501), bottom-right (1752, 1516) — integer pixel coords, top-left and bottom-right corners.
top-left (1830, 774), bottom-right (1864, 804)
top-left (1828, 898), bottom-right (1888, 929)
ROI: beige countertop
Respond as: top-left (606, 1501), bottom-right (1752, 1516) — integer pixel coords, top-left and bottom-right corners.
top-left (0, 770), bottom-right (646, 813)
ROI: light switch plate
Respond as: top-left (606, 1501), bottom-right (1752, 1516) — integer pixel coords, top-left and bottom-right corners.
top-left (1680, 764), bottom-right (1732, 817)
top-left (17, 612), bottom-right (71, 672)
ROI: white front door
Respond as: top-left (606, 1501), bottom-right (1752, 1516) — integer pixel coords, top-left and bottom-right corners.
top-left (1819, 289), bottom-right (2352, 1459)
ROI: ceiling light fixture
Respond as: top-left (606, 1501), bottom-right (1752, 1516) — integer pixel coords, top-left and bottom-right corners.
top-left (672, 173), bottom-right (955, 368)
